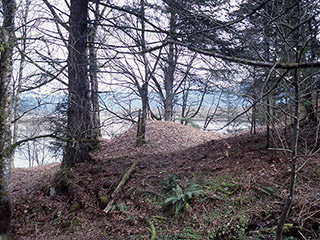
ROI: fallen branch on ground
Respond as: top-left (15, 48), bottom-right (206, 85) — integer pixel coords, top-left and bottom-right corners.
top-left (104, 159), bottom-right (139, 214)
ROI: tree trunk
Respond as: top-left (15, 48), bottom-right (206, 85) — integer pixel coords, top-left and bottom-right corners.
top-left (88, 3), bottom-right (101, 139)
top-left (163, 42), bottom-right (175, 121)
top-left (136, 84), bottom-right (148, 147)
top-left (304, 20), bottom-right (318, 124)
top-left (303, 91), bottom-right (316, 122)
top-left (275, 68), bottom-right (300, 240)
top-left (180, 81), bottom-right (189, 125)
top-left (63, 0), bottom-right (94, 168)
top-left (135, 0), bottom-right (148, 146)
top-left (0, 0), bottom-right (16, 238)
top-left (316, 90), bottom-right (319, 124)
top-left (10, 58), bottom-right (22, 169)
top-left (251, 102), bottom-right (256, 135)
top-left (163, 8), bottom-right (177, 121)
top-left (265, 94), bottom-right (272, 149)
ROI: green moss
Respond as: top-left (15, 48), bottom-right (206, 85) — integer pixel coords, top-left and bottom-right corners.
top-left (135, 138), bottom-right (146, 147)
top-left (0, 177), bottom-right (6, 189)
top-left (98, 194), bottom-right (108, 208)
top-left (61, 220), bottom-right (71, 229)
top-left (69, 203), bottom-right (80, 213)
top-left (146, 219), bottom-right (156, 240)
top-left (100, 196), bottom-right (108, 204)
top-left (89, 165), bottom-right (102, 174)
top-left (53, 169), bottom-right (76, 196)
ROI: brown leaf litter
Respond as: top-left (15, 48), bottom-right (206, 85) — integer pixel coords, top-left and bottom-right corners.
top-left (10, 120), bottom-right (320, 239)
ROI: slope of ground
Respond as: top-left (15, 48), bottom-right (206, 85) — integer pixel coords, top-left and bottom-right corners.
top-left (98, 120), bottom-right (224, 157)
top-left (10, 121), bottom-right (320, 239)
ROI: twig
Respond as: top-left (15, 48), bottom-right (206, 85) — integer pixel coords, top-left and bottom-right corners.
top-left (298, 230), bottom-right (307, 240)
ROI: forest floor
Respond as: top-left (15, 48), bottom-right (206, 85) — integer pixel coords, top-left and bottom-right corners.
top-left (10, 120), bottom-right (320, 239)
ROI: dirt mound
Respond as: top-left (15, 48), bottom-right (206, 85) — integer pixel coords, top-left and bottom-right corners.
top-left (10, 121), bottom-right (224, 239)
top-left (9, 120), bottom-right (320, 239)
top-left (11, 121), bottom-right (220, 194)
top-left (99, 120), bottom-right (224, 158)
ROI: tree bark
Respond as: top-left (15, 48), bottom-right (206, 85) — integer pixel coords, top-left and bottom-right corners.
top-left (303, 19), bottom-right (318, 123)
top-left (163, 8), bottom-right (177, 121)
top-left (275, 68), bottom-right (300, 240)
top-left (0, 0), bottom-right (16, 238)
top-left (136, 84), bottom-right (148, 147)
top-left (135, 0), bottom-right (148, 146)
top-left (250, 102), bottom-right (256, 135)
top-left (303, 91), bottom-right (316, 122)
top-left (181, 84), bottom-right (189, 124)
top-left (10, 57), bottom-right (22, 169)
top-left (265, 95), bottom-right (271, 149)
top-left (63, 0), bottom-right (94, 168)
top-left (316, 90), bottom-right (319, 124)
top-left (89, 2), bottom-right (101, 139)
top-left (163, 42), bottom-right (175, 121)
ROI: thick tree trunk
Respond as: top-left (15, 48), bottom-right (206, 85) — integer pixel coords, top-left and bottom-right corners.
top-left (0, 0), bottom-right (16, 238)
top-left (164, 91), bottom-right (173, 121)
top-left (63, 0), bottom-right (94, 168)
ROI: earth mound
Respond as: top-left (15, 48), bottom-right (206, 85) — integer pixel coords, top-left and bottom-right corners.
top-left (10, 120), bottom-right (320, 239)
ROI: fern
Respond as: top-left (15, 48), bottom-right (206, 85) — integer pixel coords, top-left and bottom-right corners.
top-left (163, 174), bottom-right (180, 191)
top-left (163, 182), bottom-right (205, 215)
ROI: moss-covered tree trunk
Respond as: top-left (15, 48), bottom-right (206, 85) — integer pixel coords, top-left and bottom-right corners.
top-left (0, 0), bottom-right (16, 239)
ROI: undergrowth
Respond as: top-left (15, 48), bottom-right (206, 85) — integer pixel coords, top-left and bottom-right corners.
top-left (138, 174), bottom-right (309, 240)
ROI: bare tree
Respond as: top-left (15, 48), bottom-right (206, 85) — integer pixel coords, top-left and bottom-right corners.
top-left (10, 0), bottom-right (31, 168)
top-left (8, 0), bottom-right (70, 168)
top-left (160, 1), bottom-right (320, 239)
top-left (88, 1), bottom-right (106, 139)
top-left (99, 0), bottom-right (162, 146)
